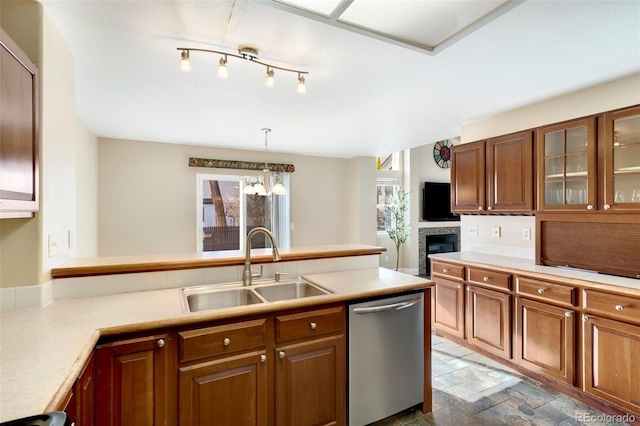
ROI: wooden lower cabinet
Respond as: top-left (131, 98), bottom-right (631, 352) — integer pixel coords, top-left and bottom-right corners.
top-left (96, 332), bottom-right (178, 426)
top-left (515, 298), bottom-right (575, 385)
top-left (583, 315), bottom-right (640, 416)
top-left (275, 335), bottom-right (345, 426)
top-left (466, 285), bottom-right (511, 359)
top-left (433, 277), bottom-right (465, 339)
top-left (179, 351), bottom-right (268, 426)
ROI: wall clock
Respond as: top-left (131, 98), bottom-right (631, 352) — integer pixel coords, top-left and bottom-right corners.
top-left (433, 139), bottom-right (453, 169)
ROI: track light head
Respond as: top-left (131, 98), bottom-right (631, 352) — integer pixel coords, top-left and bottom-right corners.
top-left (265, 68), bottom-right (275, 88)
top-left (179, 50), bottom-right (191, 72)
top-left (217, 56), bottom-right (229, 78)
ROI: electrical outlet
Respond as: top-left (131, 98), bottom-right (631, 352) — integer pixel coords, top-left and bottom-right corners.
top-left (385, 255), bottom-right (389, 262)
top-left (522, 228), bottom-right (531, 240)
top-left (48, 234), bottom-right (59, 257)
top-left (468, 225), bottom-right (478, 237)
top-left (492, 226), bottom-right (501, 238)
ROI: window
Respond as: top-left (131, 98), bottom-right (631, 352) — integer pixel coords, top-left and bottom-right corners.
top-left (196, 173), bottom-right (290, 252)
top-left (376, 177), bottom-right (400, 233)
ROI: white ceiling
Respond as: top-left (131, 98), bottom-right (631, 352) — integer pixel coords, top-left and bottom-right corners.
top-left (39, 0), bottom-right (640, 159)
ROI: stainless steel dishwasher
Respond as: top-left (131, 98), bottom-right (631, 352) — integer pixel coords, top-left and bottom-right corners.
top-left (348, 291), bottom-right (424, 425)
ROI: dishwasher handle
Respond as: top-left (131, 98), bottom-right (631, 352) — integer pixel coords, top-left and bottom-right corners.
top-left (352, 296), bottom-right (422, 314)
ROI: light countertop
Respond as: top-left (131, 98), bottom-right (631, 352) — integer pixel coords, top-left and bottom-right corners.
top-left (430, 252), bottom-right (640, 295)
top-left (0, 267), bottom-right (431, 422)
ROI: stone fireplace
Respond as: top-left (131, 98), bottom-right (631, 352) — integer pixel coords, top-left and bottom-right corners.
top-left (419, 227), bottom-right (461, 276)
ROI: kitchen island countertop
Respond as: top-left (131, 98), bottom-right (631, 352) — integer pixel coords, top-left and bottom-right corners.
top-left (0, 267), bottom-right (431, 422)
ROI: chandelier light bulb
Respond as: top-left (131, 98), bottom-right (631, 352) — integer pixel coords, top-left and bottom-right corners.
top-left (217, 56), bottom-right (229, 78)
top-left (179, 50), bottom-right (192, 72)
top-left (296, 74), bottom-right (306, 95)
top-left (265, 69), bottom-right (275, 88)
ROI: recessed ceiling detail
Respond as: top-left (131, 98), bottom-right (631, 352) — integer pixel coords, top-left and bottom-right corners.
top-left (269, 0), bottom-right (523, 54)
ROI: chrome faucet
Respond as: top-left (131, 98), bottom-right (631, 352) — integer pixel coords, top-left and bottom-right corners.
top-left (243, 227), bottom-right (281, 286)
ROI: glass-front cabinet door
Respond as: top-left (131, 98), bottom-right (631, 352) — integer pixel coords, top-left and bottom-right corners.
top-left (603, 106), bottom-right (640, 212)
top-left (537, 118), bottom-right (596, 211)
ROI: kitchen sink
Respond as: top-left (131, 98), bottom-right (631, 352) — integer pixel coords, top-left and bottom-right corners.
top-left (183, 288), bottom-right (264, 312)
top-left (253, 280), bottom-right (332, 302)
top-left (181, 277), bottom-right (333, 313)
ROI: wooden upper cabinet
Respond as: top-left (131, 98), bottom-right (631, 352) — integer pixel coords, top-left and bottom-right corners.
top-left (487, 131), bottom-right (534, 213)
top-left (0, 28), bottom-right (39, 218)
top-left (452, 131), bottom-right (534, 214)
top-left (537, 117), bottom-right (597, 212)
top-left (602, 105), bottom-right (640, 212)
top-left (451, 141), bottom-right (486, 213)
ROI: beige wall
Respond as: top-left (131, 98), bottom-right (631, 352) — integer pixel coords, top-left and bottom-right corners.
top-left (76, 120), bottom-right (99, 258)
top-left (346, 157), bottom-right (377, 246)
top-left (1, 2), bottom-right (98, 288)
top-left (459, 73), bottom-right (640, 256)
top-left (98, 138), bottom-right (353, 256)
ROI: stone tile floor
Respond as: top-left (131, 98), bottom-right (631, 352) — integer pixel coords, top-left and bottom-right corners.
top-left (368, 335), bottom-right (634, 426)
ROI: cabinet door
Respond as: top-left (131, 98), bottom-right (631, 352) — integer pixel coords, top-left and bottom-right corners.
top-left (487, 131), bottom-right (534, 212)
top-left (0, 28), bottom-right (39, 217)
top-left (603, 105), bottom-right (640, 212)
top-left (179, 351), bottom-right (268, 426)
top-left (275, 335), bottom-right (345, 426)
top-left (96, 332), bottom-right (177, 426)
top-left (537, 118), bottom-right (596, 212)
top-left (451, 141), bottom-right (486, 213)
top-left (74, 352), bottom-right (96, 426)
top-left (583, 315), bottom-right (640, 416)
top-left (433, 277), bottom-right (465, 339)
top-left (466, 286), bottom-right (511, 359)
top-left (515, 298), bottom-right (575, 385)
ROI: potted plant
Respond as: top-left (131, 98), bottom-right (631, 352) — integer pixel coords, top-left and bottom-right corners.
top-left (385, 190), bottom-right (411, 271)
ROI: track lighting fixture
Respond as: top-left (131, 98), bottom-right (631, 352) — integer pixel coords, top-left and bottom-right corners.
top-left (177, 46), bottom-right (308, 94)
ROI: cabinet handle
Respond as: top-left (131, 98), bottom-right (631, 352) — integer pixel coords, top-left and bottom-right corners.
top-left (587, 204), bottom-right (594, 210)
top-left (564, 311), bottom-right (573, 317)
top-left (483, 276), bottom-right (489, 282)
top-left (604, 204), bottom-right (611, 210)
top-left (260, 354), bottom-right (267, 363)
top-left (582, 315), bottom-right (589, 322)
top-left (615, 305), bottom-right (624, 311)
top-left (310, 322), bottom-right (317, 330)
top-left (443, 268), bottom-right (449, 273)
top-left (223, 337), bottom-right (231, 346)
top-left (156, 339), bottom-right (165, 348)
top-left (279, 351), bottom-right (286, 359)
top-left (538, 288), bottom-right (545, 294)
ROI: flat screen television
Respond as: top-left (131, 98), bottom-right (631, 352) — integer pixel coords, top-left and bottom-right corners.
top-left (422, 182), bottom-right (459, 221)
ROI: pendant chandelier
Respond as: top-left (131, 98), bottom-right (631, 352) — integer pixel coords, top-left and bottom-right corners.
top-left (243, 128), bottom-right (287, 196)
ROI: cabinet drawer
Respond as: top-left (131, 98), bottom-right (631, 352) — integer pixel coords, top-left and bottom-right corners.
top-left (179, 318), bottom-right (267, 363)
top-left (467, 267), bottom-right (511, 291)
top-left (276, 306), bottom-right (344, 343)
top-left (516, 277), bottom-right (577, 307)
top-left (583, 289), bottom-right (640, 325)
top-left (431, 261), bottom-right (464, 281)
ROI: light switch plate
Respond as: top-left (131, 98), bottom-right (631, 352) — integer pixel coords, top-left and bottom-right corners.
top-left (492, 226), bottom-right (501, 238)
top-left (468, 225), bottom-right (478, 237)
top-left (48, 234), bottom-right (59, 257)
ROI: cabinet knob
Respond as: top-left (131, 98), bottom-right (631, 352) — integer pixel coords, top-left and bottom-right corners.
top-left (538, 288), bottom-right (545, 294)
top-left (483, 276), bottom-right (489, 282)
top-left (223, 337), bottom-right (231, 346)
top-left (487, 206), bottom-right (493, 211)
top-left (310, 322), bottom-right (317, 330)
top-left (156, 339), bottom-right (165, 348)
top-left (279, 351), bottom-right (286, 359)
top-left (467, 286), bottom-right (473, 290)
top-left (260, 354), bottom-right (267, 363)
top-left (478, 206), bottom-right (483, 211)
top-left (587, 205), bottom-right (594, 210)
top-left (582, 315), bottom-right (589, 322)
top-left (564, 311), bottom-right (573, 317)
top-left (604, 204), bottom-right (611, 210)
top-left (443, 268), bottom-right (449, 273)
top-left (615, 305), bottom-right (624, 311)
top-left (457, 284), bottom-right (462, 289)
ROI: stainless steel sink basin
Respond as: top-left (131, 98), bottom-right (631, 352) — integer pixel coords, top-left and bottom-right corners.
top-left (184, 288), bottom-right (263, 312)
top-left (254, 281), bottom-right (332, 302)
top-left (181, 277), bottom-right (333, 313)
